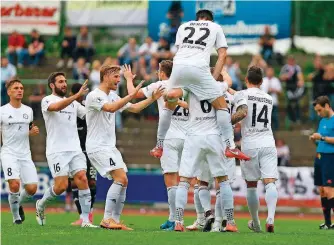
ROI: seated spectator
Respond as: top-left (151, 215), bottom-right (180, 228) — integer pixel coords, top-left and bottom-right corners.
top-left (73, 57), bottom-right (90, 82)
top-left (74, 26), bottom-right (94, 64)
top-left (224, 56), bottom-right (242, 90)
top-left (280, 55), bottom-right (305, 124)
top-left (140, 58), bottom-right (159, 82)
top-left (28, 83), bottom-right (46, 119)
top-left (1, 57), bottom-right (17, 105)
top-left (138, 37), bottom-right (158, 74)
top-left (248, 54), bottom-right (268, 74)
top-left (117, 37), bottom-right (139, 73)
top-left (89, 60), bottom-right (101, 90)
top-left (259, 26), bottom-right (275, 64)
top-left (28, 29), bottom-right (45, 66)
top-left (152, 37), bottom-right (173, 63)
top-left (57, 27), bottom-right (76, 69)
top-left (261, 67), bottom-right (282, 130)
top-left (323, 63), bottom-right (334, 105)
top-left (276, 139), bottom-right (290, 166)
top-left (6, 30), bottom-right (26, 66)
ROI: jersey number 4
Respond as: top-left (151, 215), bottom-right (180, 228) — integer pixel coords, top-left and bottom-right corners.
top-left (251, 104), bottom-right (269, 128)
top-left (183, 27), bottom-right (210, 47)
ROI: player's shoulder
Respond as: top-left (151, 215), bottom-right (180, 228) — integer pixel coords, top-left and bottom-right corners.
top-left (108, 90), bottom-right (120, 100)
top-left (20, 103), bottom-right (33, 112)
top-left (42, 94), bottom-right (56, 103)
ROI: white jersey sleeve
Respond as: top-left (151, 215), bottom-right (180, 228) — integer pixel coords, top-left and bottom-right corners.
top-left (87, 92), bottom-right (108, 111)
top-left (215, 26), bottom-right (228, 50)
top-left (75, 101), bottom-right (87, 119)
top-left (142, 81), bottom-right (165, 98)
top-left (41, 95), bottom-right (56, 112)
top-left (233, 91), bottom-right (248, 109)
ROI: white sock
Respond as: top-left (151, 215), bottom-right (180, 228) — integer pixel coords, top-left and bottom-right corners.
top-left (198, 186), bottom-right (211, 213)
top-left (157, 108), bottom-right (173, 146)
top-left (220, 181), bottom-right (234, 222)
top-left (194, 185), bottom-right (205, 221)
top-left (216, 109), bottom-right (235, 149)
top-left (104, 182), bottom-right (123, 220)
top-left (215, 190), bottom-right (223, 220)
top-left (9, 191), bottom-right (20, 221)
top-left (19, 189), bottom-right (32, 204)
top-left (247, 188), bottom-right (260, 226)
top-left (265, 182), bottom-right (278, 224)
top-left (79, 189), bottom-right (91, 223)
top-left (113, 186), bottom-right (127, 223)
top-left (167, 186), bottom-right (177, 222)
top-left (38, 186), bottom-right (58, 209)
top-left (175, 181), bottom-right (190, 223)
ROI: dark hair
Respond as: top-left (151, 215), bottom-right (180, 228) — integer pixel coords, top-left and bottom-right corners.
top-left (160, 60), bottom-right (173, 78)
top-left (100, 65), bottom-right (121, 82)
top-left (6, 79), bottom-right (22, 89)
top-left (313, 96), bottom-right (331, 108)
top-left (196, 9), bottom-right (214, 21)
top-left (47, 72), bottom-right (65, 89)
top-left (71, 83), bottom-right (82, 94)
top-left (246, 66), bottom-right (263, 85)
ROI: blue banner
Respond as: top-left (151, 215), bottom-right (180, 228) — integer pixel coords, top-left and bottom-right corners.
top-left (148, 0), bottom-right (291, 45)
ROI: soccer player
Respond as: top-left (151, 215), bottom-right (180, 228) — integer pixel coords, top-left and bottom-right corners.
top-left (35, 73), bottom-right (96, 228)
top-left (70, 83), bottom-right (97, 226)
top-left (1, 79), bottom-right (39, 224)
top-left (85, 64), bottom-right (164, 230)
top-left (125, 61), bottom-right (188, 231)
top-left (239, 66), bottom-right (278, 233)
top-left (173, 72), bottom-right (239, 232)
top-left (310, 96), bottom-right (334, 230)
top-left (151, 9), bottom-right (249, 162)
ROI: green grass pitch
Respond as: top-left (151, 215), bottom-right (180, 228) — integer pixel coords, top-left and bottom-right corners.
top-left (2, 212), bottom-right (334, 245)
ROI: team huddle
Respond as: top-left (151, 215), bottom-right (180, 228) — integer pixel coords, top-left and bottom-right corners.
top-left (1, 10), bottom-right (278, 232)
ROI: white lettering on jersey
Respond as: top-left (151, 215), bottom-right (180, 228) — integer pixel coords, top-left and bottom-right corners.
top-left (174, 20), bottom-right (228, 67)
top-left (42, 94), bottom-right (86, 155)
top-left (240, 88), bottom-right (275, 150)
top-left (0, 104), bottom-right (33, 158)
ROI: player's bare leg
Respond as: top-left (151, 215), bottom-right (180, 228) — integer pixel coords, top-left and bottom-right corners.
top-left (174, 177), bottom-right (192, 232)
top-left (100, 169), bottom-right (131, 231)
top-left (160, 172), bottom-right (178, 230)
top-left (263, 178), bottom-right (278, 233)
top-left (246, 181), bottom-right (262, 232)
top-left (216, 175), bottom-right (238, 232)
top-left (8, 179), bottom-right (22, 224)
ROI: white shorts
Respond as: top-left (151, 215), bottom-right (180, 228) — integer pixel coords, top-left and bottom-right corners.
top-left (88, 148), bottom-right (128, 180)
top-left (240, 147), bottom-right (278, 181)
top-left (179, 135), bottom-right (227, 179)
top-left (168, 64), bottom-right (223, 102)
top-left (1, 153), bottom-right (38, 184)
top-left (160, 138), bottom-right (184, 174)
top-left (47, 151), bottom-right (87, 178)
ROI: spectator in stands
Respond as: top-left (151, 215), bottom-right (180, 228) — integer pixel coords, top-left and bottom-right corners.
top-left (280, 55), bottom-right (305, 124)
top-left (57, 27), bottom-right (76, 69)
top-left (89, 60), bottom-right (101, 90)
top-left (323, 63), bottom-right (334, 106)
top-left (103, 56), bottom-right (117, 66)
top-left (152, 37), bottom-right (173, 63)
top-left (166, 1), bottom-right (184, 43)
top-left (73, 57), bottom-right (90, 82)
top-left (276, 139), bottom-right (290, 166)
top-left (224, 56), bottom-right (242, 90)
top-left (261, 66), bottom-right (282, 131)
top-left (74, 26), bottom-right (94, 64)
top-left (140, 58), bottom-right (159, 82)
top-left (6, 30), bottom-right (26, 66)
top-left (259, 26), bottom-right (275, 64)
top-left (138, 36), bottom-right (158, 75)
top-left (1, 57), bottom-right (17, 105)
top-left (117, 37), bottom-right (139, 73)
top-left (248, 54), bottom-right (268, 74)
top-left (28, 29), bottom-right (45, 66)
top-left (28, 83), bottom-right (46, 119)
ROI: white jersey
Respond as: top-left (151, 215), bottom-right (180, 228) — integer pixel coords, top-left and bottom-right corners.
top-left (239, 88), bottom-right (275, 150)
top-left (142, 80), bottom-right (188, 139)
top-left (85, 88), bottom-right (131, 153)
top-left (0, 103), bottom-right (33, 158)
top-left (174, 20), bottom-right (228, 67)
top-left (186, 82), bottom-right (228, 136)
top-left (42, 94), bottom-right (86, 155)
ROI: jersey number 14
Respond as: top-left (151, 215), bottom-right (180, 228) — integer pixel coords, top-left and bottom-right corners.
top-left (251, 104), bottom-right (269, 128)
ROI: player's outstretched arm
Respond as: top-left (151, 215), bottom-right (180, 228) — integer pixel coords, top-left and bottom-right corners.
top-left (123, 64), bottom-right (146, 99)
top-left (213, 48), bottom-right (227, 80)
top-left (127, 86), bottom-right (165, 114)
top-left (47, 80), bottom-right (89, 112)
top-left (231, 104), bottom-right (248, 125)
top-left (102, 80), bottom-right (145, 113)
top-left (221, 69), bottom-right (232, 88)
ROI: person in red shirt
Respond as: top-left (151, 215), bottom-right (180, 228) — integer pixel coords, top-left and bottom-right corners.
top-left (6, 31), bottom-right (26, 66)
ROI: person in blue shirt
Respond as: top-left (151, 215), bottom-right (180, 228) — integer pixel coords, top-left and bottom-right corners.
top-left (310, 95), bottom-right (334, 229)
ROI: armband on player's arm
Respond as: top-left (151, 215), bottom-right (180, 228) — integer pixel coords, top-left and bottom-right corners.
top-left (231, 104), bottom-right (248, 125)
